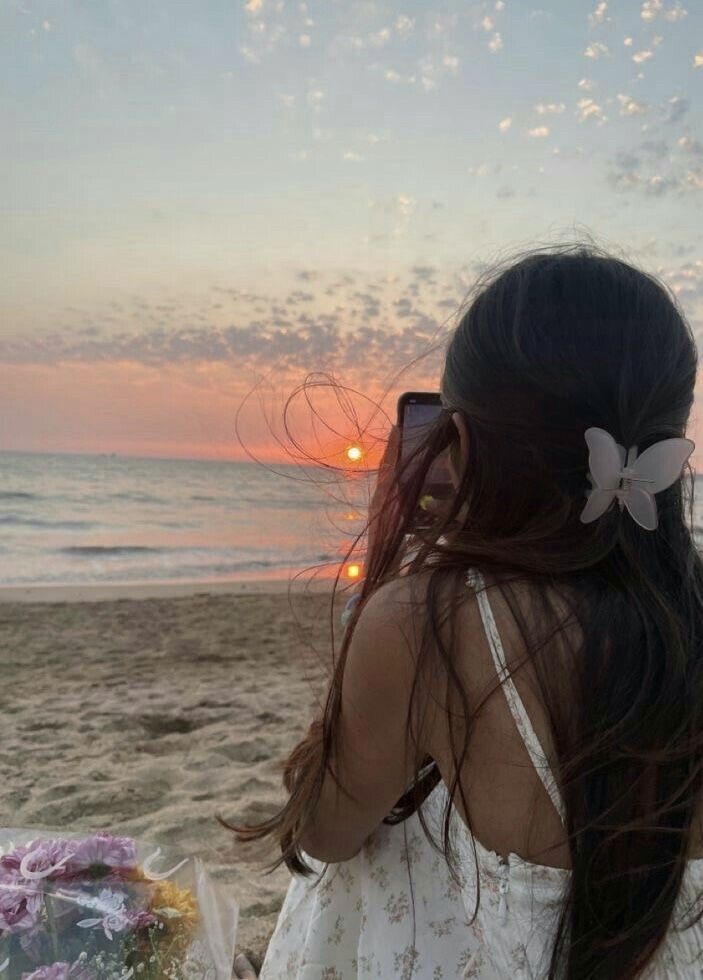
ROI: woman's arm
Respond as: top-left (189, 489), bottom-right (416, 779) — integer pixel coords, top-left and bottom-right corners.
top-left (299, 576), bottom-right (427, 863)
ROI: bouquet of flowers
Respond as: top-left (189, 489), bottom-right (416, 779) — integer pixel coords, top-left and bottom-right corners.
top-left (0, 829), bottom-right (238, 980)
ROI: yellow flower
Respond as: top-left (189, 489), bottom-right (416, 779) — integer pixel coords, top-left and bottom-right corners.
top-left (150, 876), bottom-right (200, 945)
top-left (121, 867), bottom-right (200, 978)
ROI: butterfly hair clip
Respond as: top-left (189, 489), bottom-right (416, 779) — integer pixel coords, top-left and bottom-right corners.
top-left (579, 426), bottom-right (695, 531)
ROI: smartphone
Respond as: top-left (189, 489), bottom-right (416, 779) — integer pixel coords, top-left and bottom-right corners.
top-left (397, 392), bottom-right (454, 529)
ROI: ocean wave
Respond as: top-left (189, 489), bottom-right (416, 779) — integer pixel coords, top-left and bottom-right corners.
top-left (106, 492), bottom-right (166, 504)
top-left (0, 491), bottom-right (38, 501)
top-left (59, 545), bottom-right (164, 556)
top-left (0, 515), bottom-right (95, 529)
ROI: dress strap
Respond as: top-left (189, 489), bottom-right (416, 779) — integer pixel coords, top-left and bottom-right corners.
top-left (466, 568), bottom-right (567, 826)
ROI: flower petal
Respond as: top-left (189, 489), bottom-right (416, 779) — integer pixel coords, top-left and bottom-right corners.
top-left (77, 917), bottom-right (102, 928)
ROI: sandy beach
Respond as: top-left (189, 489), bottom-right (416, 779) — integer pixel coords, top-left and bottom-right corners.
top-left (0, 578), bottom-right (350, 971)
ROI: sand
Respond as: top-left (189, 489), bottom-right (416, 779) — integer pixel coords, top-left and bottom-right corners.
top-left (0, 578), bottom-right (350, 972)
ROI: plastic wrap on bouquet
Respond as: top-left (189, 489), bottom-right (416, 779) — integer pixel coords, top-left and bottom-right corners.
top-left (0, 829), bottom-right (238, 980)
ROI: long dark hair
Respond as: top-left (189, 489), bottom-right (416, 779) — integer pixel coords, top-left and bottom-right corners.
top-left (222, 241), bottom-right (703, 978)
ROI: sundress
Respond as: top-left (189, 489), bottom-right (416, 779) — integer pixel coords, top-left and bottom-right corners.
top-left (260, 568), bottom-right (703, 978)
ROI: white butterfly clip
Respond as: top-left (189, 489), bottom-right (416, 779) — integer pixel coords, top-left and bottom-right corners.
top-left (579, 427), bottom-right (695, 531)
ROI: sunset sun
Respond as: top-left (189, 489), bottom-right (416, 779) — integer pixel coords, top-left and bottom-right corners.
top-left (345, 445), bottom-right (363, 463)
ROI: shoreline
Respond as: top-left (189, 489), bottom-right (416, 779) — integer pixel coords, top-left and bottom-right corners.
top-left (0, 573), bottom-right (346, 604)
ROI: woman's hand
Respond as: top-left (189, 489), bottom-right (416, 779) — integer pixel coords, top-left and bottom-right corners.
top-left (233, 953), bottom-right (258, 978)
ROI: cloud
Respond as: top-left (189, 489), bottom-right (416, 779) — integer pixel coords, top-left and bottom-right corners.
top-left (480, 16), bottom-right (494, 31)
top-left (429, 12), bottom-right (460, 36)
top-left (624, 36), bottom-right (633, 46)
top-left (684, 169), bottom-right (703, 190)
top-left (665, 260), bottom-right (703, 304)
top-left (578, 78), bottom-right (594, 90)
top-left (415, 52), bottom-right (461, 91)
top-left (237, 2), bottom-right (290, 63)
top-left (369, 27), bottom-right (391, 47)
top-left (285, 290), bottom-right (315, 304)
top-left (641, 0), bottom-right (687, 20)
top-left (535, 102), bottom-right (566, 115)
top-left (584, 42), bottom-right (608, 59)
top-left (396, 195), bottom-right (416, 217)
top-left (678, 135), bottom-right (703, 155)
top-left (367, 195), bottom-right (417, 225)
top-left (528, 126), bottom-right (550, 138)
top-left (632, 48), bottom-right (653, 63)
top-left (588, 2), bottom-right (609, 27)
top-left (641, 0), bottom-right (661, 17)
top-left (663, 2), bottom-right (688, 19)
top-left (664, 95), bottom-right (688, 123)
top-left (1, 263), bottom-right (471, 394)
top-left (0, 315), bottom-right (452, 381)
top-left (395, 14), bottom-right (414, 36)
top-left (695, 52), bottom-right (703, 68)
top-left (616, 94), bottom-right (648, 116)
top-left (238, 45), bottom-right (260, 64)
top-left (576, 98), bottom-right (607, 124)
top-left (299, 34), bottom-right (311, 46)
top-left (605, 136), bottom-right (703, 197)
top-left (498, 116), bottom-right (512, 132)
top-left (487, 32), bottom-right (503, 53)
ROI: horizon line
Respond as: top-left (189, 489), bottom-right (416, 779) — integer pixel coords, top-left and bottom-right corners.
top-left (0, 447), bottom-right (325, 467)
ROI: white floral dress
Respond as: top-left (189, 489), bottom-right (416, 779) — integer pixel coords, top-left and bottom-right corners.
top-left (260, 569), bottom-right (703, 978)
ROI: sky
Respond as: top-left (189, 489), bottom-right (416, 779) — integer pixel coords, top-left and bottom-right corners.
top-left (2, 0), bottom-right (703, 464)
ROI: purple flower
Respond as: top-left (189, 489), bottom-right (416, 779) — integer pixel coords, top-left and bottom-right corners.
top-left (127, 907), bottom-right (158, 931)
top-left (21, 964), bottom-right (72, 980)
top-left (65, 833), bottom-right (136, 875)
top-left (21, 962), bottom-right (96, 980)
top-left (0, 873), bottom-right (42, 935)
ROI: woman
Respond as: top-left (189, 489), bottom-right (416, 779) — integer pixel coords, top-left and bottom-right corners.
top-left (229, 242), bottom-right (703, 978)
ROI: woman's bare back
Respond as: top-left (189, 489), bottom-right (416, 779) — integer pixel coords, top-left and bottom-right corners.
top-left (423, 573), bottom-right (703, 869)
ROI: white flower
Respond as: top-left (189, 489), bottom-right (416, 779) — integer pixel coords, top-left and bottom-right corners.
top-left (76, 887), bottom-right (131, 940)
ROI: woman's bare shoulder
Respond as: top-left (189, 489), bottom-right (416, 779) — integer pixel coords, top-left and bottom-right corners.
top-left (363, 565), bottom-right (477, 617)
top-left (359, 566), bottom-right (486, 673)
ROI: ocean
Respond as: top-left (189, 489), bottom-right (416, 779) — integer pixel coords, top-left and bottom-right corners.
top-left (1, 450), bottom-right (701, 589)
top-left (0, 450), bottom-right (368, 587)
